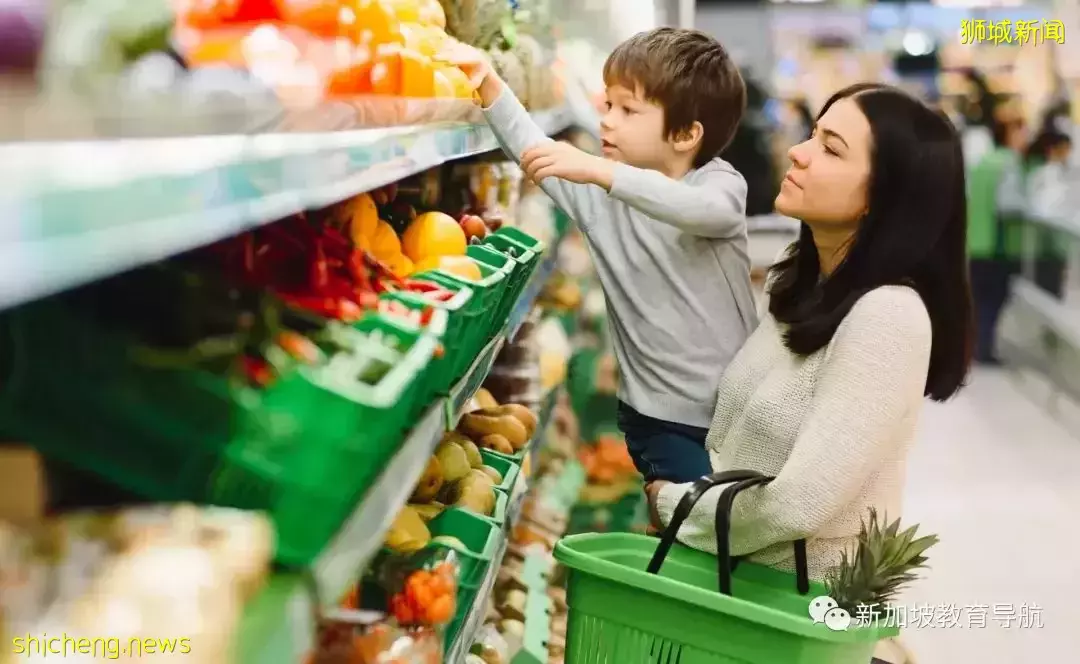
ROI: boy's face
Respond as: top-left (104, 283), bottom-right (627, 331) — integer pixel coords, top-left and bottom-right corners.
top-left (600, 84), bottom-right (678, 172)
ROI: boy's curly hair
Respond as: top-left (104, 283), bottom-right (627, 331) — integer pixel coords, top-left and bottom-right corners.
top-left (603, 28), bottom-right (746, 167)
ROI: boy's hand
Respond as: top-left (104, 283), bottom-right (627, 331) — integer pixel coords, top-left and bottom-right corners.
top-left (521, 142), bottom-right (614, 190)
top-left (433, 41), bottom-right (499, 106)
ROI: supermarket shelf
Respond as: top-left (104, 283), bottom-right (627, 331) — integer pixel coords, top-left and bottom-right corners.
top-left (447, 537), bottom-right (509, 664)
top-left (1025, 211), bottom-right (1080, 240)
top-left (515, 553), bottom-right (554, 664)
top-left (1010, 277), bottom-right (1080, 350)
top-left (445, 389), bottom-right (559, 664)
top-left (0, 107), bottom-right (572, 313)
top-left (236, 235), bottom-right (566, 663)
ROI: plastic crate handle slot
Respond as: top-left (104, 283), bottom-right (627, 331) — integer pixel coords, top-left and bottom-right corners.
top-left (646, 471), bottom-right (810, 597)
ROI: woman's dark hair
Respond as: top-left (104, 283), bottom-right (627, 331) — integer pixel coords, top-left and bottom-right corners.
top-left (768, 82), bottom-right (973, 401)
top-left (1024, 128), bottom-right (1071, 165)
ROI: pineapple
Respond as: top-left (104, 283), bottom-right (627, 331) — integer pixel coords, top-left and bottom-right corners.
top-left (824, 508), bottom-right (939, 616)
top-left (439, 0), bottom-right (509, 49)
top-left (487, 47), bottom-right (529, 107)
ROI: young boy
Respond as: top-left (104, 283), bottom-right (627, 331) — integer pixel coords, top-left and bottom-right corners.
top-left (447, 28), bottom-right (758, 484)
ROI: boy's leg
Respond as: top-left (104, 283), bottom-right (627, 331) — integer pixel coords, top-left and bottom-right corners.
top-left (617, 402), bottom-right (712, 484)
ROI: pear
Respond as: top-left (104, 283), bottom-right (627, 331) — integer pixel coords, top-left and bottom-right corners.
top-left (462, 439), bottom-right (484, 469)
top-left (411, 502), bottom-right (445, 522)
top-left (435, 440), bottom-right (471, 483)
top-left (481, 465), bottom-right (503, 484)
top-left (411, 456), bottom-right (444, 503)
top-left (454, 470), bottom-right (496, 516)
top-left (384, 506), bottom-right (430, 554)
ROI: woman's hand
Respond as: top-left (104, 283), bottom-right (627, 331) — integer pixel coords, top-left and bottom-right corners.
top-left (645, 480), bottom-right (671, 531)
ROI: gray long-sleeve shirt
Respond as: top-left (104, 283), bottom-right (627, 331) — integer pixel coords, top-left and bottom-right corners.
top-left (485, 89), bottom-right (758, 427)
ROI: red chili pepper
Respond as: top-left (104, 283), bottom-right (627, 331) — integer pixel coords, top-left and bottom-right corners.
top-left (348, 251), bottom-right (373, 294)
top-left (278, 331), bottom-right (321, 364)
top-left (401, 279), bottom-right (439, 293)
top-left (280, 293), bottom-right (358, 321)
top-left (362, 251), bottom-right (403, 286)
top-left (356, 290), bottom-right (378, 310)
top-left (262, 224), bottom-right (310, 255)
top-left (419, 305), bottom-right (434, 326)
top-left (310, 239), bottom-right (329, 292)
top-left (241, 355), bottom-right (275, 387)
top-left (322, 225), bottom-right (352, 250)
top-left (242, 233), bottom-right (256, 276)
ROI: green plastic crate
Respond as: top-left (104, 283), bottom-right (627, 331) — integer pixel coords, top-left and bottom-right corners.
top-left (479, 449), bottom-right (520, 495)
top-left (483, 233), bottom-right (540, 300)
top-left (390, 280), bottom-right (481, 385)
top-left (376, 291), bottom-right (455, 394)
top-left (494, 226), bottom-right (546, 256)
top-left (427, 507), bottom-right (501, 588)
top-left (555, 533), bottom-right (898, 664)
top-left (466, 244), bottom-right (522, 325)
top-left (0, 299), bottom-right (435, 566)
top-left (414, 261), bottom-right (508, 353)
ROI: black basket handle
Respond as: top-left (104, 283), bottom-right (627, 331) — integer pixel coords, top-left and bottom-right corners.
top-left (648, 471), bottom-right (810, 597)
top-left (646, 470), bottom-right (763, 575)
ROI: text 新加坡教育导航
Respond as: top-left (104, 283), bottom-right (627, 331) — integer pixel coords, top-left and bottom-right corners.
top-left (11, 634), bottom-right (191, 658)
top-left (960, 18), bottom-right (1064, 46)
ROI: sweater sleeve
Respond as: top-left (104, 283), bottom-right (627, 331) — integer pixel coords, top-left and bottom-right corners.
top-left (608, 161), bottom-right (748, 238)
top-left (483, 87), bottom-right (606, 227)
top-left (655, 287), bottom-right (932, 556)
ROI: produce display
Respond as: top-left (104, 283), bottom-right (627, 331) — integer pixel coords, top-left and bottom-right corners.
top-left (34, 0), bottom-right (565, 136)
top-left (0, 505), bottom-right (273, 664)
top-left (466, 395), bottom-right (584, 664)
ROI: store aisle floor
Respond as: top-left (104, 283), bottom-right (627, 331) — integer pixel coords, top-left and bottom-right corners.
top-left (899, 367), bottom-right (1080, 663)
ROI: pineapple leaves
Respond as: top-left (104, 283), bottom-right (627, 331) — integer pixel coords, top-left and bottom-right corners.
top-left (824, 508), bottom-right (940, 616)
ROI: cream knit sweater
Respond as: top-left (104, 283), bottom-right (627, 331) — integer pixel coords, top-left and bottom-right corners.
top-left (656, 285), bottom-right (932, 581)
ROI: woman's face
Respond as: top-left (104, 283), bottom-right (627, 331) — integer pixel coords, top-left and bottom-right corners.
top-left (775, 98), bottom-right (872, 228)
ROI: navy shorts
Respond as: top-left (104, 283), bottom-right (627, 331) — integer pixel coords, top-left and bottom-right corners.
top-left (617, 401), bottom-right (712, 484)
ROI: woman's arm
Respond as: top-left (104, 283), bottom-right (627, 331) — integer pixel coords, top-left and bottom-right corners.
top-left (654, 287), bottom-right (932, 556)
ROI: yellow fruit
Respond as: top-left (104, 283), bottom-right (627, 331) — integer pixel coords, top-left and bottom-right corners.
top-left (394, 255), bottom-right (414, 277)
top-left (349, 193), bottom-right (380, 244)
top-left (437, 65), bottom-right (474, 98)
top-left (419, 0), bottom-right (445, 28)
top-left (434, 69), bottom-right (455, 98)
top-left (368, 220), bottom-right (402, 262)
top-left (401, 211), bottom-right (467, 262)
top-left (384, 0), bottom-right (421, 22)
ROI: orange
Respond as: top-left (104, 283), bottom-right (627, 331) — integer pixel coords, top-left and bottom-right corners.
top-left (275, 0), bottom-right (341, 36)
top-left (399, 48), bottom-right (436, 97)
top-left (327, 48), bottom-right (374, 97)
top-left (367, 220), bottom-right (403, 261)
top-left (401, 211), bottom-right (467, 262)
top-left (413, 255), bottom-right (482, 281)
top-left (370, 44), bottom-right (403, 94)
top-left (348, 193), bottom-right (380, 244)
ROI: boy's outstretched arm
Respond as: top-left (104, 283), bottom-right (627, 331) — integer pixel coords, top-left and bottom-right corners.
top-left (606, 162), bottom-right (748, 239)
top-left (443, 44), bottom-right (605, 225)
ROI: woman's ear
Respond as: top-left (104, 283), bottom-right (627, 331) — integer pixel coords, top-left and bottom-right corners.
top-left (673, 121), bottom-right (704, 156)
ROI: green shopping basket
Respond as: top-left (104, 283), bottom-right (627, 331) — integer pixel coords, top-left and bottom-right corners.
top-left (554, 470), bottom-right (898, 664)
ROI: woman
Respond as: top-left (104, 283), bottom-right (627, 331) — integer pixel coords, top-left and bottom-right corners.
top-left (967, 100), bottom-right (1028, 364)
top-left (645, 83), bottom-right (973, 663)
top-left (1025, 126), bottom-right (1072, 298)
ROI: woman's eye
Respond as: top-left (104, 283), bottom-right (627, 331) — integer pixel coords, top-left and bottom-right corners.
top-left (824, 145), bottom-right (839, 157)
